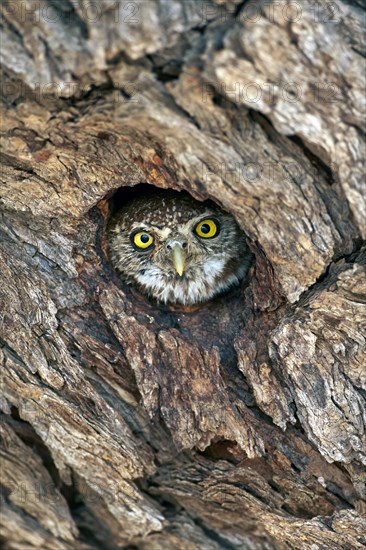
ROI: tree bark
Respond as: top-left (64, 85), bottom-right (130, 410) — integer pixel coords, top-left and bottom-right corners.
top-left (1, 1), bottom-right (365, 549)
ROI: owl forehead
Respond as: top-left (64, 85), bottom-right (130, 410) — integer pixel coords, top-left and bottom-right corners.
top-left (127, 197), bottom-right (213, 229)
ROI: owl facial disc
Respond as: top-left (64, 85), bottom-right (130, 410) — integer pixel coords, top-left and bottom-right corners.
top-left (107, 189), bottom-right (252, 305)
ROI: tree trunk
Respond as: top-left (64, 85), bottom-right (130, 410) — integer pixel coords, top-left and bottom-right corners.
top-left (1, 1), bottom-right (365, 549)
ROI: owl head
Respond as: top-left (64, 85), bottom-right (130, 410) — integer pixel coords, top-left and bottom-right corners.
top-left (107, 189), bottom-right (251, 305)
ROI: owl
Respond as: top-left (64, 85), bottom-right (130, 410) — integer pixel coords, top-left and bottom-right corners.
top-left (107, 188), bottom-right (251, 305)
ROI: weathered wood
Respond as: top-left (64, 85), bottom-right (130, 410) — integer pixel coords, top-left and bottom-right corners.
top-left (1, 1), bottom-right (365, 548)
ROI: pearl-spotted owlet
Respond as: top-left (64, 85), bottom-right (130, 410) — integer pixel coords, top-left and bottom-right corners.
top-left (107, 188), bottom-right (251, 305)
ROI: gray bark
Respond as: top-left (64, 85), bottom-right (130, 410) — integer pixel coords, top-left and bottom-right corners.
top-left (1, 1), bottom-right (365, 549)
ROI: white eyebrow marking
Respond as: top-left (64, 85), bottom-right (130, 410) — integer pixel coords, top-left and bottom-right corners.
top-left (153, 227), bottom-right (171, 239)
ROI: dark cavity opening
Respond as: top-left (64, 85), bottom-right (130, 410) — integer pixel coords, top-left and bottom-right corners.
top-left (106, 183), bottom-right (254, 309)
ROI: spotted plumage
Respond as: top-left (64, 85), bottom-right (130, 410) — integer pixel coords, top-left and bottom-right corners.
top-left (107, 188), bottom-right (251, 305)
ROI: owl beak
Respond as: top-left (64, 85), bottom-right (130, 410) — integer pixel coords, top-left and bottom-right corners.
top-left (172, 244), bottom-right (186, 276)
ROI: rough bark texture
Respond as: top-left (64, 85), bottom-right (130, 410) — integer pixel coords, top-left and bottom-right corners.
top-left (1, 1), bottom-right (365, 549)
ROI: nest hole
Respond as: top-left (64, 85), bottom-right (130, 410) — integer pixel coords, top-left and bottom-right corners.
top-left (104, 183), bottom-right (256, 309)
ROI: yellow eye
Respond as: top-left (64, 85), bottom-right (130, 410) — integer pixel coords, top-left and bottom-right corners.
top-left (132, 231), bottom-right (154, 250)
top-left (194, 218), bottom-right (219, 239)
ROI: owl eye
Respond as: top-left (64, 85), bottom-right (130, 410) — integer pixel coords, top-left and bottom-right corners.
top-left (131, 231), bottom-right (155, 250)
top-left (194, 218), bottom-right (220, 239)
